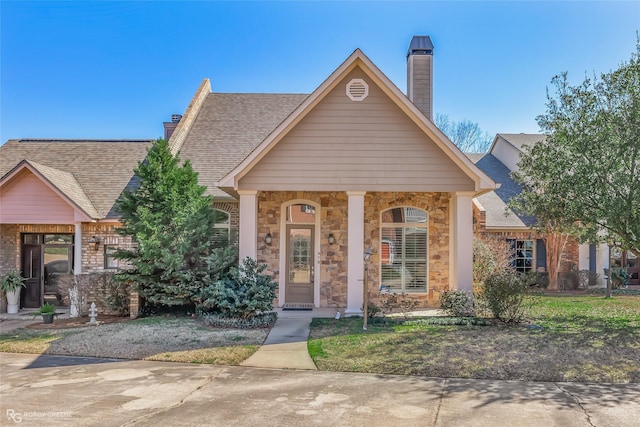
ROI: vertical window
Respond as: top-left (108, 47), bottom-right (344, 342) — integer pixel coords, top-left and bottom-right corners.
top-left (213, 209), bottom-right (230, 247)
top-left (380, 207), bottom-right (428, 293)
top-left (104, 246), bottom-right (118, 269)
top-left (514, 239), bottom-right (535, 272)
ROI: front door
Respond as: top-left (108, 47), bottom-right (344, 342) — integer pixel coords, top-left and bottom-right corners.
top-left (21, 244), bottom-right (42, 308)
top-left (285, 225), bottom-right (314, 303)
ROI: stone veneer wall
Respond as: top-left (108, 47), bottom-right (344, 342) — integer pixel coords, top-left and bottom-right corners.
top-left (365, 192), bottom-right (451, 308)
top-left (257, 191), bottom-right (348, 308)
top-left (256, 191), bottom-right (450, 309)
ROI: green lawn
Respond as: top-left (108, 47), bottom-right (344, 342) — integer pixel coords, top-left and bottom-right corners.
top-left (308, 295), bottom-right (640, 383)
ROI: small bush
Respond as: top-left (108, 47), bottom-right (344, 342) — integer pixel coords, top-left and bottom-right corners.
top-left (611, 268), bottom-right (631, 288)
top-left (473, 235), bottom-right (514, 284)
top-left (439, 290), bottom-right (475, 317)
top-left (366, 302), bottom-right (383, 318)
top-left (481, 271), bottom-right (537, 323)
top-left (199, 257), bottom-right (277, 320)
top-left (379, 293), bottom-right (419, 320)
top-left (578, 269), bottom-right (599, 289)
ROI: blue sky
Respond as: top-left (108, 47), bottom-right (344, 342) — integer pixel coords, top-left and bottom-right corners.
top-left (1, 1), bottom-right (638, 144)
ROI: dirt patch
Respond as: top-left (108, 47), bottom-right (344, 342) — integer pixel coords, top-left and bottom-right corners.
top-left (27, 315), bottom-right (131, 330)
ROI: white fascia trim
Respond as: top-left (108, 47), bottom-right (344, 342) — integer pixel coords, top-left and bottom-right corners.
top-left (217, 51), bottom-right (368, 190)
top-left (1, 161), bottom-right (96, 222)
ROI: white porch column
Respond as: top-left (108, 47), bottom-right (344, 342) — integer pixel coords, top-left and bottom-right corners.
top-left (238, 190), bottom-right (258, 262)
top-left (449, 192), bottom-right (474, 291)
top-left (346, 191), bottom-right (366, 315)
top-left (74, 223), bottom-right (82, 274)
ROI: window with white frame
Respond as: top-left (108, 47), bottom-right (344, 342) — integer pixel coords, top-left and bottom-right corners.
top-left (104, 245), bottom-right (118, 269)
top-left (514, 239), bottom-right (535, 272)
top-left (213, 209), bottom-right (230, 247)
top-left (380, 207), bottom-right (428, 293)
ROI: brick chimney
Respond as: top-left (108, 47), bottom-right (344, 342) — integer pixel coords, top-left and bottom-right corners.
top-left (163, 114), bottom-right (182, 140)
top-left (407, 36), bottom-right (434, 120)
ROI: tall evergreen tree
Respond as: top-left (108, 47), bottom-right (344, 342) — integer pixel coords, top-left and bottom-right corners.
top-left (115, 138), bottom-right (235, 306)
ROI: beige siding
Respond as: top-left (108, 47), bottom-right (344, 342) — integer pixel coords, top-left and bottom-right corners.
top-left (0, 169), bottom-right (75, 223)
top-left (239, 67), bottom-right (474, 192)
top-left (491, 136), bottom-right (522, 172)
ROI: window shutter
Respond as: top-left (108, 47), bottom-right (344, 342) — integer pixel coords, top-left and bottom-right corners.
top-left (536, 239), bottom-right (547, 269)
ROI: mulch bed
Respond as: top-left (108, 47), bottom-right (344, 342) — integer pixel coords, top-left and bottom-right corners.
top-left (27, 315), bottom-right (131, 330)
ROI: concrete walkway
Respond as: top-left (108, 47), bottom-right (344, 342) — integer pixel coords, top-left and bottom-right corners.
top-left (241, 308), bottom-right (336, 370)
top-left (2, 353), bottom-right (639, 426)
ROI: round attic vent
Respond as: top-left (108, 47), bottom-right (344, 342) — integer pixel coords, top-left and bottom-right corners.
top-left (346, 78), bottom-right (369, 101)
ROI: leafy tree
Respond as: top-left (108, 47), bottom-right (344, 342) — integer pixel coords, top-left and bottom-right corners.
top-left (512, 41), bottom-right (640, 264)
top-left (435, 113), bottom-right (493, 153)
top-left (115, 138), bottom-right (236, 306)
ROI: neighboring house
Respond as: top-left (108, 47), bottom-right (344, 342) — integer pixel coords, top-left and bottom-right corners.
top-left (0, 36), bottom-right (497, 314)
top-left (0, 141), bottom-right (151, 310)
top-left (470, 133), bottom-right (639, 287)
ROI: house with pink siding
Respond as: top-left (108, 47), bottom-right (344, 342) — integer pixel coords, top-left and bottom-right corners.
top-left (0, 36), bottom-right (496, 314)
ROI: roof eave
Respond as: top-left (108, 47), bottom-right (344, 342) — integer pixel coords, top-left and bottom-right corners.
top-left (0, 160), bottom-right (99, 221)
top-left (218, 49), bottom-right (497, 192)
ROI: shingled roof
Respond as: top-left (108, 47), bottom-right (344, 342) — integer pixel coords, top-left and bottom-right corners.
top-left (177, 93), bottom-right (308, 198)
top-left (0, 139), bottom-right (152, 218)
top-left (471, 153), bottom-right (537, 229)
top-left (495, 133), bottom-right (546, 152)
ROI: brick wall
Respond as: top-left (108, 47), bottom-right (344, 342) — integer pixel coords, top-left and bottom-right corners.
top-left (212, 200), bottom-right (239, 244)
top-left (80, 223), bottom-right (134, 273)
top-left (0, 224), bottom-right (20, 311)
top-left (477, 229), bottom-right (579, 274)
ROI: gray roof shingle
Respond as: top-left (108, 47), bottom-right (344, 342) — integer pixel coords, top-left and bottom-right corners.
top-left (0, 139), bottom-right (152, 218)
top-left (177, 93), bottom-right (309, 198)
top-left (472, 153), bottom-right (537, 229)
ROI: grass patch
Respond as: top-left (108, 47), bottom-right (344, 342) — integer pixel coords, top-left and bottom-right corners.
top-left (145, 345), bottom-right (260, 365)
top-left (0, 330), bottom-right (67, 354)
top-left (309, 295), bottom-right (640, 383)
top-left (0, 316), bottom-right (268, 364)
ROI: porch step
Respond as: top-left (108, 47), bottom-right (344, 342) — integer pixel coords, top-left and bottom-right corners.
top-left (282, 303), bottom-right (314, 311)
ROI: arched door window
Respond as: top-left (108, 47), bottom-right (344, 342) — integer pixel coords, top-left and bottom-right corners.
top-left (380, 207), bottom-right (428, 293)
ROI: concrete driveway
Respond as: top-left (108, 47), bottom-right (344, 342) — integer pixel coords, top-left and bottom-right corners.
top-left (1, 353), bottom-right (638, 426)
